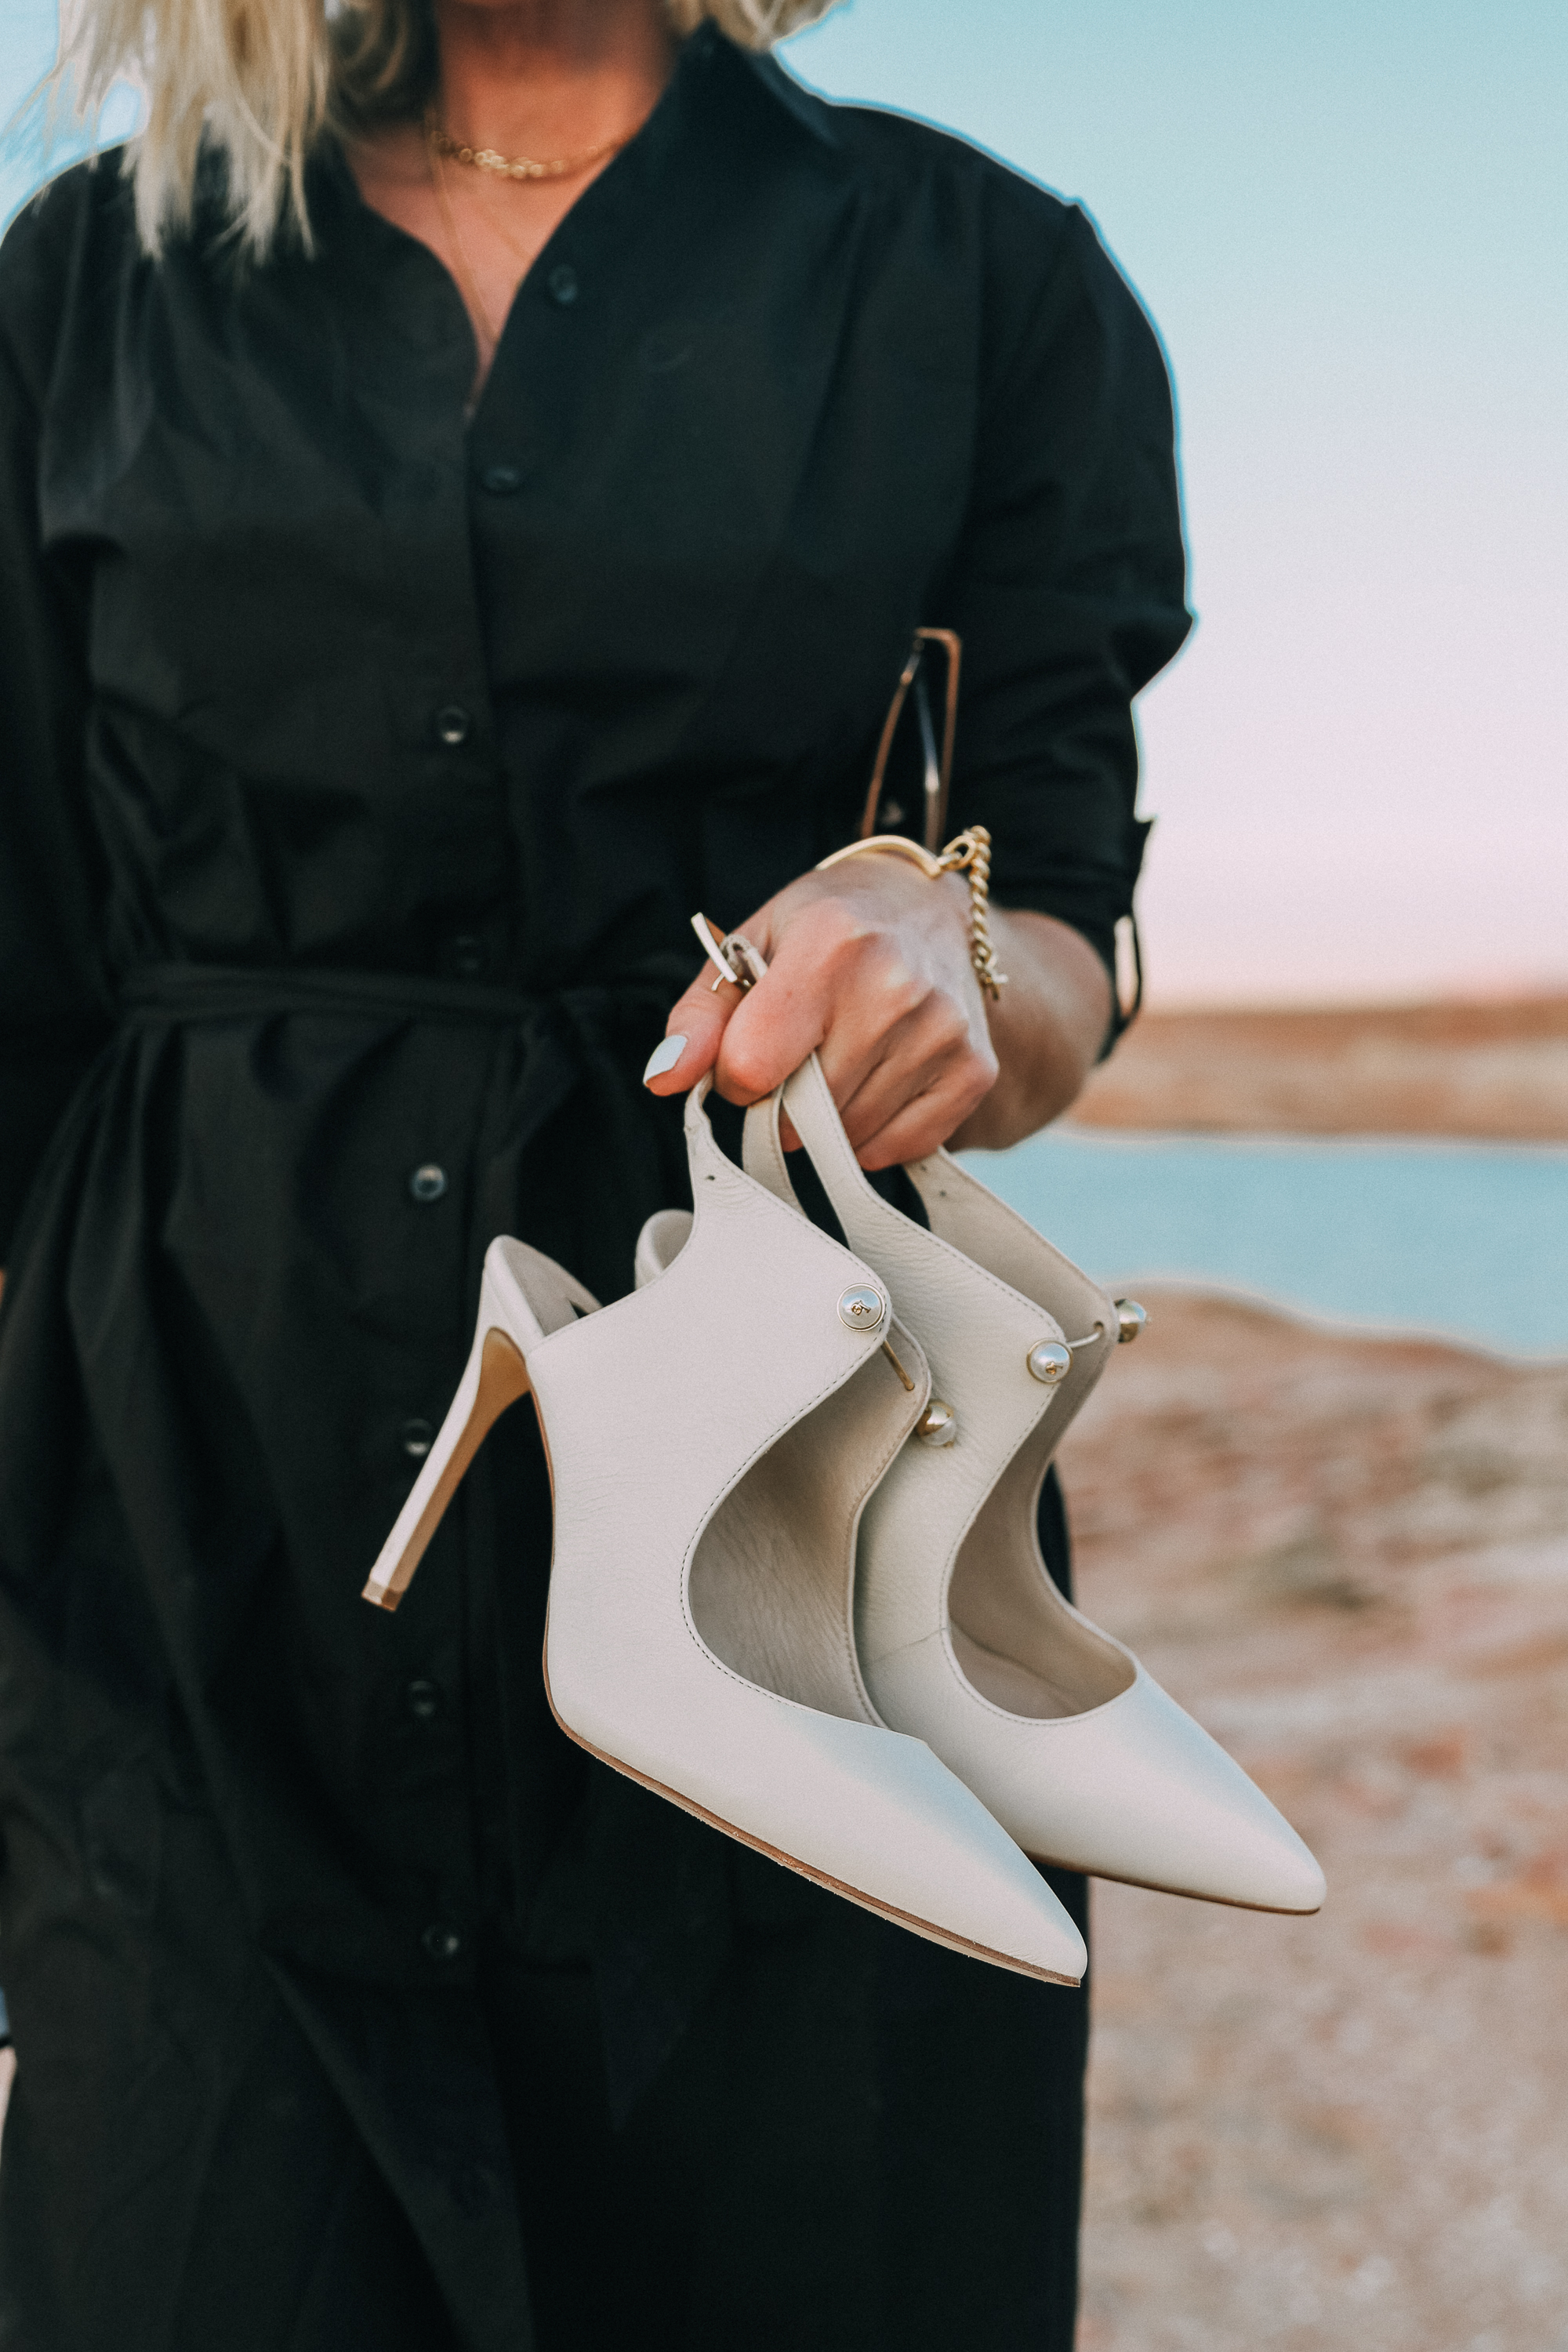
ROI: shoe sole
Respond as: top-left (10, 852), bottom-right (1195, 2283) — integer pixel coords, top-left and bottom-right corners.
top-left (1023, 1848), bottom-right (1323, 1916)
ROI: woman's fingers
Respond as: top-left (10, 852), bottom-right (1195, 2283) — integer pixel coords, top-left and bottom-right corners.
top-left (641, 862), bottom-right (999, 1168)
top-left (641, 960), bottom-right (742, 1094)
top-left (846, 1064), bottom-right (997, 1170)
top-left (822, 989), bottom-right (993, 1153)
top-left (644, 895), bottom-right (899, 1107)
top-left (714, 902), bottom-right (903, 1108)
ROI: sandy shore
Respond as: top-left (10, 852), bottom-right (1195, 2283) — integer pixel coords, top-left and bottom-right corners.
top-left (1069, 997), bottom-right (1568, 1139)
top-left (1059, 1292), bottom-right (1568, 2350)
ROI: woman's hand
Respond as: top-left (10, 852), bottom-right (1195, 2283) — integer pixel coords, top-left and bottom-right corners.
top-left (642, 855), bottom-right (1114, 1169)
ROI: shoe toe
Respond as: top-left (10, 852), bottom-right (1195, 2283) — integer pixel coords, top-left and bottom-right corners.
top-left (1007, 1669), bottom-right (1326, 1912)
top-left (864, 1725), bottom-right (1090, 1981)
top-left (667, 1708), bottom-right (1088, 1983)
top-left (1098, 1672), bottom-right (1323, 1911)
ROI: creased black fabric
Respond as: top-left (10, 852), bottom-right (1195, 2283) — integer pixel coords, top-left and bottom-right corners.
top-left (0, 23), bottom-right (1184, 2349)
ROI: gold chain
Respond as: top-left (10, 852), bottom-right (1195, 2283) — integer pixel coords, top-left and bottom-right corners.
top-left (426, 111), bottom-right (633, 183)
top-left (813, 824), bottom-right (1008, 1000)
top-left (935, 826), bottom-right (1007, 1000)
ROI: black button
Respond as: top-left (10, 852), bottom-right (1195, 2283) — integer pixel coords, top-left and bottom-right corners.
top-left (451, 2160), bottom-right (499, 2217)
top-left (408, 1163), bottom-right (448, 1204)
top-left (421, 1922), bottom-right (463, 1963)
top-left (399, 1417), bottom-right (435, 1461)
top-left (434, 704), bottom-right (471, 747)
top-left (445, 934), bottom-right (485, 980)
top-left (404, 1677), bottom-right (443, 1723)
top-left (547, 263), bottom-right (579, 307)
top-left (480, 461), bottom-right (523, 495)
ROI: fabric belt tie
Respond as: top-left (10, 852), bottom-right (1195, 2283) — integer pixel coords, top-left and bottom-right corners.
top-left (116, 956), bottom-right (691, 1032)
top-left (115, 955), bottom-right (694, 1286)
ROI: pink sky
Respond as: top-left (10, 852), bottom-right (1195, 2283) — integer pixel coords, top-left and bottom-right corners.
top-left (792, 0), bottom-right (1568, 1007)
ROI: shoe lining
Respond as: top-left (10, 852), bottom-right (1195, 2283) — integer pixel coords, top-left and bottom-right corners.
top-left (948, 1437), bottom-right (1134, 1720)
top-left (690, 1342), bottom-right (921, 1726)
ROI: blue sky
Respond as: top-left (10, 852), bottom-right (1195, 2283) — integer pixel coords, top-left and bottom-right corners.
top-left (5, 0), bottom-right (1564, 1001)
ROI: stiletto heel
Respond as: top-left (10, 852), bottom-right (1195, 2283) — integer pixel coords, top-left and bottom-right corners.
top-left (363, 1247), bottom-right (600, 1612)
top-left (365, 1087), bottom-right (1088, 1985)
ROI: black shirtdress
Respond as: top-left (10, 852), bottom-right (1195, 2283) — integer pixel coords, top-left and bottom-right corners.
top-left (0, 26), bottom-right (1190, 2349)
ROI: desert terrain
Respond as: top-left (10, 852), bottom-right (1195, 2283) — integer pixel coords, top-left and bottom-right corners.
top-left (1069, 995), bottom-right (1568, 1140)
top-left (1064, 1290), bottom-right (1568, 2351)
top-left (1061, 994), bottom-right (1568, 2347)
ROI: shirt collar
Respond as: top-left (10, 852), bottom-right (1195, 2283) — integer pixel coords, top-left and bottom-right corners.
top-left (304, 16), bottom-right (845, 257)
top-left (681, 20), bottom-right (844, 151)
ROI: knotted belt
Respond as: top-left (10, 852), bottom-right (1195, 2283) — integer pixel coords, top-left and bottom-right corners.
top-left (117, 955), bottom-right (691, 1034)
top-left (117, 953), bottom-right (695, 1305)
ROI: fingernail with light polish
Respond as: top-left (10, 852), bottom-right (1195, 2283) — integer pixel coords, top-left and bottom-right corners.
top-left (643, 1033), bottom-right (688, 1085)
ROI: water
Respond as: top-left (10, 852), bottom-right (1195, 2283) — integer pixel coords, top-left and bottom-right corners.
top-left (960, 1131), bottom-right (1568, 1361)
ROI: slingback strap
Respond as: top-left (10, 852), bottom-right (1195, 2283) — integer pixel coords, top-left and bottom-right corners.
top-left (741, 1051), bottom-right (913, 1271)
top-left (779, 1054), bottom-right (909, 1259)
top-left (741, 1087), bottom-right (800, 1211)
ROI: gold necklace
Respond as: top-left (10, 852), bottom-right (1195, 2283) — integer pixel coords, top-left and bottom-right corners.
top-left (426, 109), bottom-right (633, 183)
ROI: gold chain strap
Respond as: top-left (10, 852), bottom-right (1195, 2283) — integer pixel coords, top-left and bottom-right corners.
top-left (814, 826), bottom-right (1008, 1000)
top-left (936, 826), bottom-right (1007, 1000)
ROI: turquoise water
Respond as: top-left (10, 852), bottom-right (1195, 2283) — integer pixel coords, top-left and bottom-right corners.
top-left (960, 1132), bottom-right (1568, 1360)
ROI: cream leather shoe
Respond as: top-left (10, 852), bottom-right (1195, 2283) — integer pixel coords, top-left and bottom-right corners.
top-left (718, 1056), bottom-right (1325, 1917)
top-left (364, 1080), bottom-right (1087, 1987)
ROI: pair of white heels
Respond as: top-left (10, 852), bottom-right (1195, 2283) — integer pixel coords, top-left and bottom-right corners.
top-left (365, 1053), bottom-right (1323, 1987)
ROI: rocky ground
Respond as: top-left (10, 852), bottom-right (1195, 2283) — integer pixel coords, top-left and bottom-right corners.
top-left (1069, 996), bottom-right (1568, 1140)
top-left (1060, 1291), bottom-right (1568, 2351)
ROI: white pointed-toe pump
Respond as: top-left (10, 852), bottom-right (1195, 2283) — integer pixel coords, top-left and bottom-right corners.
top-left (364, 1078), bottom-right (1088, 1987)
top-left (702, 1054), bottom-right (1323, 1917)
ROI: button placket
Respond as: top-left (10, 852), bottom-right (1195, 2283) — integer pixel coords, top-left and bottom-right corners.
top-left (402, 1145), bottom-right (456, 1478)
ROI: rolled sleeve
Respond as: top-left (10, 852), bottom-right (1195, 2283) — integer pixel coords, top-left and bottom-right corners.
top-left (941, 194), bottom-right (1191, 1025)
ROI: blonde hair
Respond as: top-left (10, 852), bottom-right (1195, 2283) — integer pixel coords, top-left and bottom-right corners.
top-left (54, 0), bottom-right (842, 258)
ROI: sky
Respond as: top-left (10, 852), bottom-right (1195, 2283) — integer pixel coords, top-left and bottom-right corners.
top-left (4, 0), bottom-right (1565, 1004)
